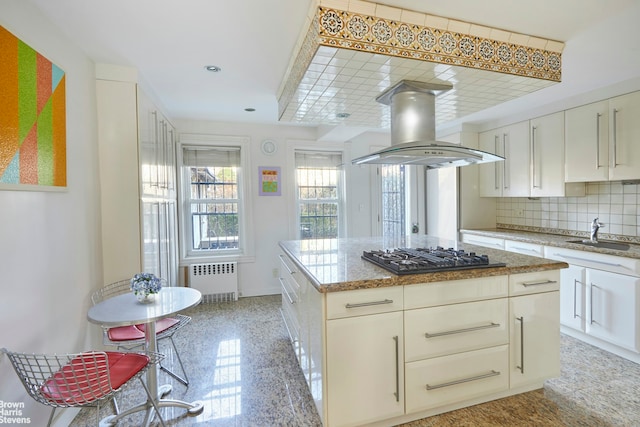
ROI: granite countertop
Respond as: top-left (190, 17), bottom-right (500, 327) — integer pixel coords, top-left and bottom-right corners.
top-left (460, 228), bottom-right (640, 260)
top-left (279, 235), bottom-right (567, 293)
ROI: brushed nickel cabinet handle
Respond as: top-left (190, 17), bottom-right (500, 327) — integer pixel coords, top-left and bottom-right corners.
top-left (345, 299), bottom-right (393, 309)
top-left (516, 316), bottom-right (524, 373)
top-left (280, 279), bottom-right (295, 304)
top-left (393, 335), bottom-right (399, 402)
top-left (590, 283), bottom-right (598, 325)
top-left (503, 133), bottom-right (508, 190)
top-left (521, 279), bottom-right (557, 287)
top-left (494, 135), bottom-right (500, 190)
top-left (425, 322), bottom-right (500, 338)
top-left (278, 254), bottom-right (296, 275)
top-left (573, 279), bottom-right (584, 319)
top-left (596, 113), bottom-right (602, 169)
top-left (426, 370), bottom-right (500, 390)
top-left (532, 126), bottom-right (539, 189)
top-left (612, 108), bottom-right (619, 167)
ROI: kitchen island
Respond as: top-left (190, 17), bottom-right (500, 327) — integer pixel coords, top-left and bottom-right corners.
top-left (278, 235), bottom-right (568, 427)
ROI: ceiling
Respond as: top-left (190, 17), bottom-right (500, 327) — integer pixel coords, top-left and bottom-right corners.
top-left (26, 0), bottom-right (640, 136)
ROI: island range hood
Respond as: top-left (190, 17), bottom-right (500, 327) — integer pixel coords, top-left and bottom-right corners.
top-left (351, 80), bottom-right (504, 169)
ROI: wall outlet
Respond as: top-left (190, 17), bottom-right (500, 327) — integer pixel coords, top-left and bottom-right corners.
top-left (272, 268), bottom-right (279, 278)
top-left (514, 208), bottom-right (525, 218)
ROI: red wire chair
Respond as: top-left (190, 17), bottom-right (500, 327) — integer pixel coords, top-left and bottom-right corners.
top-left (1, 348), bottom-right (165, 426)
top-left (90, 279), bottom-right (191, 386)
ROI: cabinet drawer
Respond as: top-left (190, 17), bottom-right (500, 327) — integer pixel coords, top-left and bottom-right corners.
top-left (280, 284), bottom-right (299, 343)
top-left (544, 246), bottom-right (640, 278)
top-left (462, 234), bottom-right (505, 250)
top-left (326, 287), bottom-right (404, 319)
top-left (505, 240), bottom-right (544, 257)
top-left (279, 252), bottom-right (306, 286)
top-left (509, 270), bottom-right (560, 296)
top-left (405, 299), bottom-right (508, 362)
top-left (404, 276), bottom-right (508, 309)
top-left (405, 345), bottom-right (509, 413)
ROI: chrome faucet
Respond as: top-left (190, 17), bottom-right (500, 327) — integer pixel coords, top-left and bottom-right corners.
top-left (590, 218), bottom-right (604, 242)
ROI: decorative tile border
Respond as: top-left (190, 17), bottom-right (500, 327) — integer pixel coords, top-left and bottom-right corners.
top-left (317, 7), bottom-right (561, 82)
top-left (278, 3), bottom-right (563, 121)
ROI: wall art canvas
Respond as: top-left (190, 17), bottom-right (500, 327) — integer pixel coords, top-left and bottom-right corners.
top-left (259, 166), bottom-right (281, 196)
top-left (0, 25), bottom-right (66, 191)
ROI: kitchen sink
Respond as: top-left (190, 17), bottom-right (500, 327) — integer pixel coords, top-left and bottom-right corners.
top-left (566, 239), bottom-right (631, 251)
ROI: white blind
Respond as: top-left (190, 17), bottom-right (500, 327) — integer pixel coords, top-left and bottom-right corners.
top-left (295, 151), bottom-right (342, 169)
top-left (183, 146), bottom-right (240, 167)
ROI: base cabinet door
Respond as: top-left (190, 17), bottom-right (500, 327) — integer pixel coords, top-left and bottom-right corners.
top-left (326, 311), bottom-right (404, 427)
top-left (586, 269), bottom-right (640, 351)
top-left (510, 291), bottom-right (560, 388)
top-left (559, 264), bottom-right (586, 331)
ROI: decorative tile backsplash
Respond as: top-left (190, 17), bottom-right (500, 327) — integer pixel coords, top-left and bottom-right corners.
top-left (497, 182), bottom-right (640, 240)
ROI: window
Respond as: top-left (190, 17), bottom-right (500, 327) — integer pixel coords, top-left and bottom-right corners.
top-left (182, 146), bottom-right (242, 254)
top-left (295, 151), bottom-right (342, 240)
top-left (380, 164), bottom-right (406, 238)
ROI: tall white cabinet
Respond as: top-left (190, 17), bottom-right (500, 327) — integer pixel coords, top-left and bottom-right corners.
top-left (96, 71), bottom-right (178, 287)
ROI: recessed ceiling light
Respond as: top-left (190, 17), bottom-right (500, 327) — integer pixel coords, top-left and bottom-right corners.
top-left (204, 65), bottom-right (221, 72)
top-left (244, 108), bottom-right (256, 112)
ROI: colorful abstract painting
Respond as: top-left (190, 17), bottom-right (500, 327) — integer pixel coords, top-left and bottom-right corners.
top-left (0, 25), bottom-right (66, 190)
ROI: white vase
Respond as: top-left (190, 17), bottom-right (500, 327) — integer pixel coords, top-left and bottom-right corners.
top-left (136, 292), bottom-right (156, 303)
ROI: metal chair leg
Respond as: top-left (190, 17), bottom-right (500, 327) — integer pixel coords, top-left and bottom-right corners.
top-left (159, 336), bottom-right (189, 386)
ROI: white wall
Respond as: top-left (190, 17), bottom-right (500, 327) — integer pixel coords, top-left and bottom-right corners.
top-left (174, 121), bottom-right (388, 296)
top-left (0, 2), bottom-right (103, 425)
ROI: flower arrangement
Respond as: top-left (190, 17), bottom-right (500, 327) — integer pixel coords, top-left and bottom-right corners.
top-left (130, 272), bottom-right (162, 298)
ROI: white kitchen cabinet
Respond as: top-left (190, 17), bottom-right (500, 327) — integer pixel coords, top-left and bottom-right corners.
top-left (504, 240), bottom-right (544, 258)
top-left (461, 233), bottom-right (505, 250)
top-left (529, 112), bottom-right (566, 197)
top-left (544, 245), bottom-right (640, 361)
top-left (564, 100), bottom-right (609, 182)
top-left (479, 121), bottom-right (530, 197)
top-left (565, 91), bottom-right (640, 182)
top-left (608, 91), bottom-right (640, 180)
top-left (586, 268), bottom-right (640, 351)
top-left (558, 264), bottom-right (586, 332)
top-left (279, 250), bottom-right (326, 421)
top-left (326, 311), bottom-right (404, 427)
top-left (96, 77), bottom-right (178, 286)
top-left (509, 290), bottom-right (560, 389)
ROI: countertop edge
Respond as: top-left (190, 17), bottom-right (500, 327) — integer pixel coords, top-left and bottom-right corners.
top-left (460, 228), bottom-right (640, 260)
top-left (279, 240), bottom-right (567, 293)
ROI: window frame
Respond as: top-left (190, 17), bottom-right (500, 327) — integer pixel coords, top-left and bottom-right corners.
top-left (177, 134), bottom-right (253, 262)
top-left (286, 141), bottom-right (346, 240)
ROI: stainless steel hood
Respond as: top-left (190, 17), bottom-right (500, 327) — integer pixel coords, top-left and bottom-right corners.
top-left (351, 81), bottom-right (504, 169)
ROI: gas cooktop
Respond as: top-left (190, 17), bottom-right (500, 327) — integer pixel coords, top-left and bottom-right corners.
top-left (362, 247), bottom-right (506, 275)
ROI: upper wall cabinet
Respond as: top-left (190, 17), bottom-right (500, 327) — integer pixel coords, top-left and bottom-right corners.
top-left (530, 112), bottom-right (566, 197)
top-left (479, 121), bottom-right (530, 197)
top-left (565, 91), bottom-right (640, 182)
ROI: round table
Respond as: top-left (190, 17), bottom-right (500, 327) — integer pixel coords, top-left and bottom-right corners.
top-left (87, 286), bottom-right (203, 426)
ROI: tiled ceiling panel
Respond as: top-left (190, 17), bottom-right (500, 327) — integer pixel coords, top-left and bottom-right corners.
top-left (278, 1), bottom-right (562, 129)
top-left (280, 46), bottom-right (557, 129)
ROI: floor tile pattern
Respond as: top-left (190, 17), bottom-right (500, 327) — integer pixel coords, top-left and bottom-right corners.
top-left (70, 295), bottom-right (640, 426)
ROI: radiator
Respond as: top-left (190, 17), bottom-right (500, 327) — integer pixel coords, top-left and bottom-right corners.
top-left (189, 262), bottom-right (238, 303)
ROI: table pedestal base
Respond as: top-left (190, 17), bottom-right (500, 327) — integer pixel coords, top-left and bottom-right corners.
top-left (98, 383), bottom-right (204, 427)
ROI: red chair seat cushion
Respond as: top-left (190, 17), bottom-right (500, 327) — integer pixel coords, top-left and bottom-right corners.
top-left (107, 325), bottom-right (145, 341)
top-left (41, 352), bottom-right (149, 405)
top-left (135, 317), bottom-right (179, 334)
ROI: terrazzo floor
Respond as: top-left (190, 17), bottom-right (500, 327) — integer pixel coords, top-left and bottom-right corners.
top-left (70, 295), bottom-right (640, 426)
